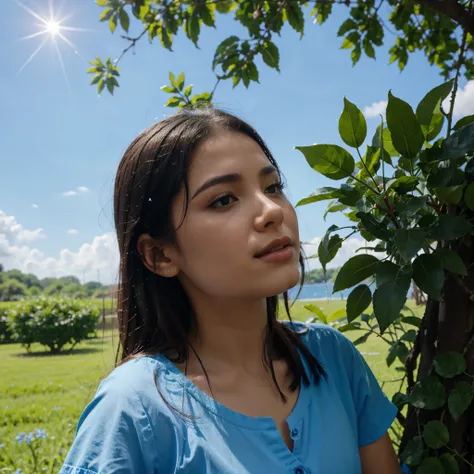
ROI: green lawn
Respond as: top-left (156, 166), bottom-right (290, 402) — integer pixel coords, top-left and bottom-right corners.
top-left (0, 299), bottom-right (424, 472)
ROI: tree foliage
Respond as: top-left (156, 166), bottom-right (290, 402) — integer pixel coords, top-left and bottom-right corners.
top-left (300, 84), bottom-right (474, 472)
top-left (90, 0), bottom-right (474, 99)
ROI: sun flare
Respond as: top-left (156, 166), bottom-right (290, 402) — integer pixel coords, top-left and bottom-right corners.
top-left (15, 0), bottom-right (87, 83)
top-left (45, 20), bottom-right (61, 37)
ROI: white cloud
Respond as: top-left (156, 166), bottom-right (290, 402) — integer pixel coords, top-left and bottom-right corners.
top-left (302, 236), bottom-right (382, 271)
top-left (0, 211), bottom-right (45, 243)
top-left (442, 80), bottom-right (474, 118)
top-left (363, 100), bottom-right (387, 119)
top-left (0, 209), bottom-right (118, 284)
top-left (32, 204), bottom-right (39, 209)
top-left (67, 229), bottom-right (79, 235)
top-left (62, 186), bottom-right (90, 197)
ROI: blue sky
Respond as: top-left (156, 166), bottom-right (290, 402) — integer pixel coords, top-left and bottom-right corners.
top-left (1, 0), bottom-right (473, 284)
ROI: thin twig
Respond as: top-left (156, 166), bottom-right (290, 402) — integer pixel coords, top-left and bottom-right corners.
top-left (115, 30), bottom-right (148, 64)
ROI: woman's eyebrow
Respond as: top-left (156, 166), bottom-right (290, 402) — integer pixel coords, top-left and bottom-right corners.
top-left (191, 165), bottom-right (277, 199)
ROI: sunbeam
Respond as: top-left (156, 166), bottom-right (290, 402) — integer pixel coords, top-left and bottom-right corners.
top-left (15, 0), bottom-right (86, 83)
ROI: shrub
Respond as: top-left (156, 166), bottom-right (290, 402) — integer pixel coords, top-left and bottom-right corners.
top-left (9, 297), bottom-right (100, 353)
top-left (0, 308), bottom-right (14, 344)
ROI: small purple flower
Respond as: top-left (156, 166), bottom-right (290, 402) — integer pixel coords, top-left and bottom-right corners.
top-left (13, 469), bottom-right (24, 474)
top-left (15, 432), bottom-right (26, 444)
top-left (0, 442), bottom-right (4, 448)
top-left (25, 433), bottom-right (34, 444)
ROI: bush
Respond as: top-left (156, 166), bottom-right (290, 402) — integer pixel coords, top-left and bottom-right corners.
top-left (9, 297), bottom-right (100, 353)
top-left (0, 308), bottom-right (14, 344)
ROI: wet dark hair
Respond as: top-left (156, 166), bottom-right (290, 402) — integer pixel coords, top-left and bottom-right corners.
top-left (113, 108), bottom-right (325, 402)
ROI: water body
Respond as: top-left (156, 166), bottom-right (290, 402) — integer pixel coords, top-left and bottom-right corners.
top-left (287, 282), bottom-right (351, 300)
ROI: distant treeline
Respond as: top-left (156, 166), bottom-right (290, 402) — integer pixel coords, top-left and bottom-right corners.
top-left (0, 263), bottom-right (113, 302)
top-left (304, 268), bottom-right (338, 284)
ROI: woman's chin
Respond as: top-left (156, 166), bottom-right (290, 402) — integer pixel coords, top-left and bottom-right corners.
top-left (261, 269), bottom-right (301, 298)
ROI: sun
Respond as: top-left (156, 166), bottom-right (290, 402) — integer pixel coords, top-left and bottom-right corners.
top-left (45, 20), bottom-right (61, 37)
top-left (15, 0), bottom-right (87, 84)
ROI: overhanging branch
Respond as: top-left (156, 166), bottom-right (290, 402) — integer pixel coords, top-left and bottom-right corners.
top-left (415, 0), bottom-right (474, 36)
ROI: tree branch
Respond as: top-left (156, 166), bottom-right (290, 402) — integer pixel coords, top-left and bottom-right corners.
top-left (415, 0), bottom-right (474, 36)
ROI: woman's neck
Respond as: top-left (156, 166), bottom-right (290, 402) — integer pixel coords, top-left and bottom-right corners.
top-left (188, 296), bottom-right (270, 374)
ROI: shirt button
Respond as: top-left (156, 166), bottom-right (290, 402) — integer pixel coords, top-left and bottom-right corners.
top-left (294, 468), bottom-right (305, 474)
top-left (291, 428), bottom-right (299, 437)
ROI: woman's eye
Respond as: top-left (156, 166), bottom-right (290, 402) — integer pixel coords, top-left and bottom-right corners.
top-left (210, 194), bottom-right (236, 209)
top-left (266, 182), bottom-right (285, 194)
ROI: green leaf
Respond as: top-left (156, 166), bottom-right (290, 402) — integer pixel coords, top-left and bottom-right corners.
top-left (373, 264), bottom-right (411, 333)
top-left (412, 254), bottom-right (444, 301)
top-left (109, 14), bottom-right (117, 33)
top-left (160, 85), bottom-right (175, 94)
top-left (96, 0), bottom-right (108, 5)
top-left (346, 285), bottom-right (372, 322)
top-left (295, 144), bottom-right (355, 180)
top-left (339, 98), bottom-right (367, 148)
top-left (337, 18), bottom-right (357, 36)
top-left (97, 77), bottom-right (105, 95)
top-left (286, 3), bottom-right (304, 34)
top-left (356, 212), bottom-right (393, 241)
top-left (159, 26), bottom-right (173, 50)
top-left (351, 44), bottom-right (361, 66)
top-left (303, 304), bottom-right (328, 324)
top-left (465, 182), bottom-right (474, 211)
top-left (215, 0), bottom-right (235, 13)
top-left (417, 457), bottom-right (444, 474)
top-left (434, 185), bottom-right (465, 205)
top-left (353, 332), bottom-right (371, 346)
top-left (454, 115), bottom-right (474, 131)
top-left (333, 255), bottom-right (379, 292)
top-left (99, 7), bottom-right (114, 21)
top-left (400, 329), bottom-right (417, 343)
top-left (372, 125), bottom-right (398, 158)
top-left (363, 37), bottom-right (375, 59)
top-left (435, 248), bottom-right (468, 276)
top-left (400, 436), bottom-right (424, 466)
top-left (409, 376), bottom-right (446, 409)
top-left (186, 13), bottom-right (201, 46)
top-left (416, 80), bottom-right (453, 141)
top-left (402, 316), bottom-right (421, 328)
top-left (387, 340), bottom-right (409, 366)
top-left (439, 453), bottom-right (459, 474)
top-left (199, 5), bottom-right (215, 27)
top-left (169, 72), bottom-right (177, 87)
top-left (261, 41), bottom-right (280, 72)
top-left (394, 229), bottom-right (426, 261)
top-left (327, 308), bottom-right (346, 323)
top-left (434, 351), bottom-right (466, 378)
top-left (324, 202), bottom-right (347, 220)
top-left (106, 78), bottom-right (114, 95)
top-left (467, 157), bottom-right (474, 184)
top-left (441, 122), bottom-right (474, 160)
top-left (90, 74), bottom-right (102, 85)
top-left (119, 8), bottom-right (130, 32)
top-left (165, 97), bottom-right (182, 108)
top-left (176, 72), bottom-right (185, 91)
top-left (428, 215), bottom-right (472, 241)
top-left (448, 381), bottom-right (474, 421)
top-left (387, 176), bottom-right (419, 194)
top-left (424, 420), bottom-right (449, 449)
top-left (318, 229), bottom-right (342, 273)
top-left (184, 85), bottom-right (193, 97)
top-left (386, 91), bottom-right (424, 159)
top-left (392, 392), bottom-right (409, 409)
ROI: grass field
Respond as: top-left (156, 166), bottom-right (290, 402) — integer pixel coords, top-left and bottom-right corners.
top-left (0, 299), bottom-right (424, 472)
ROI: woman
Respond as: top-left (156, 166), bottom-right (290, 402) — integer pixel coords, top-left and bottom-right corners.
top-left (59, 108), bottom-right (401, 474)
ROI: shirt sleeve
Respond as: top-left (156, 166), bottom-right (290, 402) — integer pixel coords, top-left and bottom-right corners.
top-left (58, 373), bottom-right (158, 474)
top-left (338, 331), bottom-right (398, 447)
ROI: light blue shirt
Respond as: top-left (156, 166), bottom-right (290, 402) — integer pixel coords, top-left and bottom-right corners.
top-left (59, 322), bottom-right (397, 474)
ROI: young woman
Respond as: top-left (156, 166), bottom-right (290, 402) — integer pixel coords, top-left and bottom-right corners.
top-left (59, 108), bottom-right (402, 474)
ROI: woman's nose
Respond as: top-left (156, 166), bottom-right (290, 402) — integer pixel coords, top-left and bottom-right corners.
top-left (253, 194), bottom-right (284, 231)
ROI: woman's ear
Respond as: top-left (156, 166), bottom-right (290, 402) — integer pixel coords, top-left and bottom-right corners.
top-left (137, 233), bottom-right (179, 278)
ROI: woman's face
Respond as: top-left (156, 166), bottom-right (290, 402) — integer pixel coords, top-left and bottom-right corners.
top-left (169, 130), bottom-right (300, 299)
